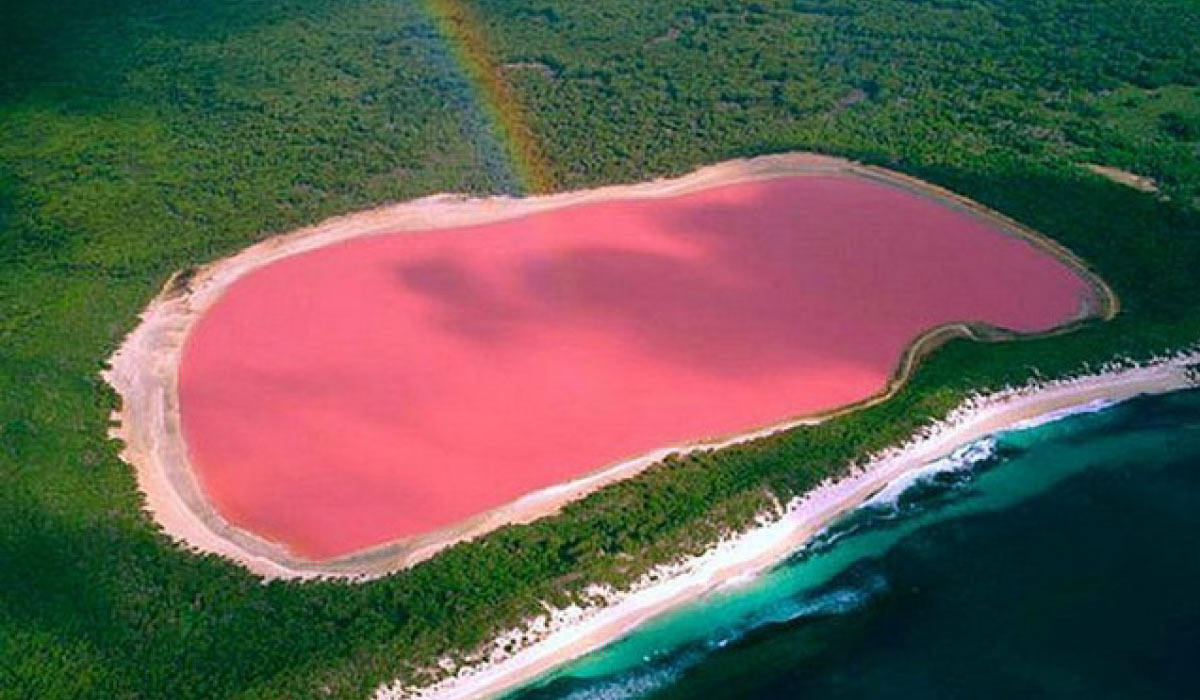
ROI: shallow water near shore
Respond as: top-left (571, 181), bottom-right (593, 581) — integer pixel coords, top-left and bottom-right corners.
top-left (502, 388), bottom-right (1200, 700)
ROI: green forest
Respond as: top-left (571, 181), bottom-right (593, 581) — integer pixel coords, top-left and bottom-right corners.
top-left (1, 0), bottom-right (1198, 697)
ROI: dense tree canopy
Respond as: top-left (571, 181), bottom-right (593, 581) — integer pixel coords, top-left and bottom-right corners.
top-left (1, 0), bottom-right (1197, 697)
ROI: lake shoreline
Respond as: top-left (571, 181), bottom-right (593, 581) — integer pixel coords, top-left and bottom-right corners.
top-left (101, 151), bottom-right (1113, 580)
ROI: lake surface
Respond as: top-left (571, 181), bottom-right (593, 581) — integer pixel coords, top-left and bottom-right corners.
top-left (505, 387), bottom-right (1200, 700)
top-left (179, 174), bottom-right (1093, 559)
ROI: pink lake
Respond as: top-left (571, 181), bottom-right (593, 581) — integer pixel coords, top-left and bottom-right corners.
top-left (178, 175), bottom-right (1095, 559)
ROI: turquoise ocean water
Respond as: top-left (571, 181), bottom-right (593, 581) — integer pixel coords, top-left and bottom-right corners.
top-left (504, 388), bottom-right (1200, 700)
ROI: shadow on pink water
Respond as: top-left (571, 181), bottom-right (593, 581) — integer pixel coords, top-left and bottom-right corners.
top-left (179, 175), bottom-right (1095, 559)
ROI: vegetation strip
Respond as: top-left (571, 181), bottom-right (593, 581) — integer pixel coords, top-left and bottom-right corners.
top-left (381, 354), bottom-right (1199, 700)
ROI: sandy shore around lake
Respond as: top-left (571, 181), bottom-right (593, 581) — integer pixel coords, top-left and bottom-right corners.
top-left (102, 152), bottom-right (1115, 580)
top-left (380, 352), bottom-right (1199, 700)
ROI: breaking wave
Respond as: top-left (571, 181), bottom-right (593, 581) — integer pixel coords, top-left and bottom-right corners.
top-left (709, 568), bottom-right (889, 648)
top-left (1007, 398), bottom-right (1116, 432)
top-left (865, 437), bottom-right (998, 510)
top-left (546, 661), bottom-right (692, 700)
top-left (521, 568), bottom-right (891, 700)
top-left (509, 394), bottom-right (1163, 700)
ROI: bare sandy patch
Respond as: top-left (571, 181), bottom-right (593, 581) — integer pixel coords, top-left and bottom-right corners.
top-left (1082, 163), bottom-right (1160, 193)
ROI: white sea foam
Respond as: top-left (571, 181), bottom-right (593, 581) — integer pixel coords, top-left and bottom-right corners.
top-left (864, 437), bottom-right (997, 509)
top-left (1007, 398), bottom-right (1116, 431)
top-left (763, 575), bottom-right (886, 624)
top-left (553, 655), bottom-right (699, 700)
top-left (576, 576), bottom-right (889, 699)
top-left (702, 571), bottom-right (890, 660)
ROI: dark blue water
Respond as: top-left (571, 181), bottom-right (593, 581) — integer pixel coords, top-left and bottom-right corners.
top-left (505, 388), bottom-right (1200, 700)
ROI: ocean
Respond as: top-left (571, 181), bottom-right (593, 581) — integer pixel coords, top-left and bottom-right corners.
top-left (503, 387), bottom-right (1200, 700)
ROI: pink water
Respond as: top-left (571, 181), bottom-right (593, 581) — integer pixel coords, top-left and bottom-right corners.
top-left (179, 175), bottom-right (1095, 559)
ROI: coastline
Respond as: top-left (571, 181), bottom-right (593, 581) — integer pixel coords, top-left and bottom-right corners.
top-left (379, 352), bottom-right (1199, 700)
top-left (101, 151), bottom-right (1115, 580)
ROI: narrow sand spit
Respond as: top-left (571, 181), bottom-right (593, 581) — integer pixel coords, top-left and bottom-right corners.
top-left (1082, 163), bottom-right (1160, 193)
top-left (103, 153), bottom-right (1115, 580)
top-left (380, 353), bottom-right (1200, 700)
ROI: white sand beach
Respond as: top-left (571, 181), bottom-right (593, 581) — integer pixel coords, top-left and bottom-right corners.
top-left (380, 352), bottom-right (1198, 700)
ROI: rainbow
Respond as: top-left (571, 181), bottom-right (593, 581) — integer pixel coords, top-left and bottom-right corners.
top-left (422, 0), bottom-right (554, 194)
